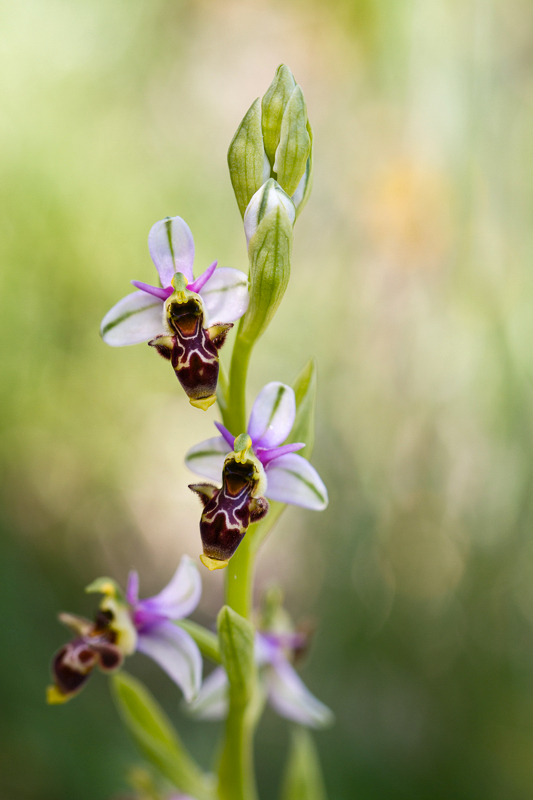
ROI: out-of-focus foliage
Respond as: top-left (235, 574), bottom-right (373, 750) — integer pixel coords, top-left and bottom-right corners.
top-left (3, 0), bottom-right (533, 798)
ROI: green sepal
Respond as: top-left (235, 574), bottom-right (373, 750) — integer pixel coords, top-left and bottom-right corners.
top-left (280, 727), bottom-right (327, 800)
top-left (217, 605), bottom-right (256, 706)
top-left (288, 359), bottom-right (317, 459)
top-left (111, 671), bottom-right (215, 800)
top-left (293, 120), bottom-right (314, 218)
top-left (176, 619), bottom-right (221, 664)
top-left (239, 205), bottom-right (293, 345)
top-left (261, 64), bottom-right (297, 167)
top-left (273, 86), bottom-right (311, 197)
top-left (228, 98), bottom-right (268, 218)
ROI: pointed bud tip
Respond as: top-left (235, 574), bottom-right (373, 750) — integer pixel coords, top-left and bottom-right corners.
top-left (200, 554), bottom-right (229, 571)
top-left (189, 395), bottom-right (217, 411)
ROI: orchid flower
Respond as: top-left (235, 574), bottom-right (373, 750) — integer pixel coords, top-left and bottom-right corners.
top-left (100, 216), bottom-right (249, 410)
top-left (187, 628), bottom-right (333, 729)
top-left (185, 382), bottom-right (328, 569)
top-left (47, 556), bottom-right (202, 704)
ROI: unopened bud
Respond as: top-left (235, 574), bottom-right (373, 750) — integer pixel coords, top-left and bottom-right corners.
top-left (239, 204), bottom-right (293, 345)
top-left (244, 178), bottom-right (295, 246)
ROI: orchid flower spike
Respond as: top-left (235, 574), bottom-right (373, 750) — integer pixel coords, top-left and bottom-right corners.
top-left (185, 382), bottom-right (328, 569)
top-left (100, 216), bottom-right (249, 410)
top-left (47, 556), bottom-right (202, 705)
top-left (187, 595), bottom-right (333, 729)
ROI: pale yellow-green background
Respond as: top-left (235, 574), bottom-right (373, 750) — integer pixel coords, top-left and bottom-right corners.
top-left (2, 1), bottom-right (533, 798)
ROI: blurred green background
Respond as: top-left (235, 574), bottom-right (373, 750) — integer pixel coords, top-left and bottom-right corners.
top-left (3, 0), bottom-right (533, 797)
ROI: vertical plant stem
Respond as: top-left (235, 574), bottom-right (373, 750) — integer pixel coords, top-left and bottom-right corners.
top-left (223, 327), bottom-right (253, 434)
top-left (226, 533), bottom-right (255, 619)
top-left (218, 703), bottom-right (258, 800)
top-left (218, 322), bottom-right (257, 800)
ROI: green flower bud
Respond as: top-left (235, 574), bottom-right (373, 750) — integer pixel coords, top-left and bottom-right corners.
top-left (227, 98), bottom-right (270, 218)
top-left (244, 178), bottom-right (295, 246)
top-left (228, 65), bottom-right (313, 219)
top-left (238, 204), bottom-right (293, 345)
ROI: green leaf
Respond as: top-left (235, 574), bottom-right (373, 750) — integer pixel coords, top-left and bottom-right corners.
top-left (280, 728), bottom-right (327, 800)
top-left (261, 64), bottom-right (297, 167)
top-left (288, 359), bottom-right (317, 459)
top-left (217, 605), bottom-right (256, 706)
top-left (177, 619), bottom-right (221, 664)
top-left (228, 98), bottom-right (268, 217)
top-left (273, 87), bottom-right (311, 197)
top-left (239, 205), bottom-right (292, 345)
top-left (111, 671), bottom-right (215, 800)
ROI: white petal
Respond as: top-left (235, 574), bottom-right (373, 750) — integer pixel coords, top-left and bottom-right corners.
top-left (100, 291), bottom-right (165, 346)
top-left (140, 555), bottom-right (201, 620)
top-left (185, 666), bottom-right (229, 721)
top-left (244, 180), bottom-right (295, 246)
top-left (136, 621), bottom-right (202, 702)
top-left (265, 453), bottom-right (328, 510)
top-left (148, 216), bottom-right (195, 286)
top-left (185, 436), bottom-right (231, 482)
top-left (200, 267), bottom-right (249, 327)
top-left (267, 659), bottom-right (334, 729)
top-left (248, 382), bottom-right (295, 448)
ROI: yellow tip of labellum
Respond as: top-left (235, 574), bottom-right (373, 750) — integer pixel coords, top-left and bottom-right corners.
top-left (190, 395), bottom-right (216, 411)
top-left (46, 685), bottom-right (70, 705)
top-left (200, 554), bottom-right (229, 571)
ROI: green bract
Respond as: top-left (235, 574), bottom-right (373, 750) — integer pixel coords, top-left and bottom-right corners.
top-left (227, 98), bottom-right (269, 218)
top-left (273, 85), bottom-right (311, 197)
top-left (239, 204), bottom-right (293, 346)
top-left (112, 671), bottom-right (215, 800)
top-left (217, 605), bottom-right (256, 706)
top-left (261, 64), bottom-right (297, 165)
top-left (281, 728), bottom-right (327, 800)
top-left (289, 359), bottom-right (317, 460)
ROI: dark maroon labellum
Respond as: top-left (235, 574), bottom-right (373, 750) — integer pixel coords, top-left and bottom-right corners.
top-left (190, 456), bottom-right (269, 567)
top-left (149, 297), bottom-right (232, 410)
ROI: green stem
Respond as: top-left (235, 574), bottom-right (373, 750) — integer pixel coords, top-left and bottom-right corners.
top-left (225, 532), bottom-right (255, 619)
top-left (223, 327), bottom-right (253, 434)
top-left (216, 316), bottom-right (286, 799)
top-left (218, 702), bottom-right (258, 800)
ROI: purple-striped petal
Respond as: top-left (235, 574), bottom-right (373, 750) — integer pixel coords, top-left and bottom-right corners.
top-left (185, 436), bottom-right (232, 482)
top-left (188, 260), bottom-right (217, 293)
top-left (214, 421), bottom-right (236, 449)
top-left (136, 620), bottom-right (202, 702)
top-left (266, 657), bottom-right (334, 728)
top-left (126, 571), bottom-right (139, 606)
top-left (256, 442), bottom-right (305, 466)
top-left (138, 555), bottom-right (201, 622)
top-left (100, 291), bottom-right (166, 347)
top-left (199, 267), bottom-right (249, 327)
top-left (185, 666), bottom-right (229, 720)
top-left (131, 280), bottom-right (173, 301)
top-left (248, 382), bottom-right (296, 448)
top-left (265, 453), bottom-right (328, 510)
top-left (148, 216), bottom-right (195, 286)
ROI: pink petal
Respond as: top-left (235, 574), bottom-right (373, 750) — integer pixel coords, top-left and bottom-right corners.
top-left (131, 280), bottom-right (173, 300)
top-left (188, 260), bottom-right (218, 293)
top-left (214, 421), bottom-right (236, 449)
